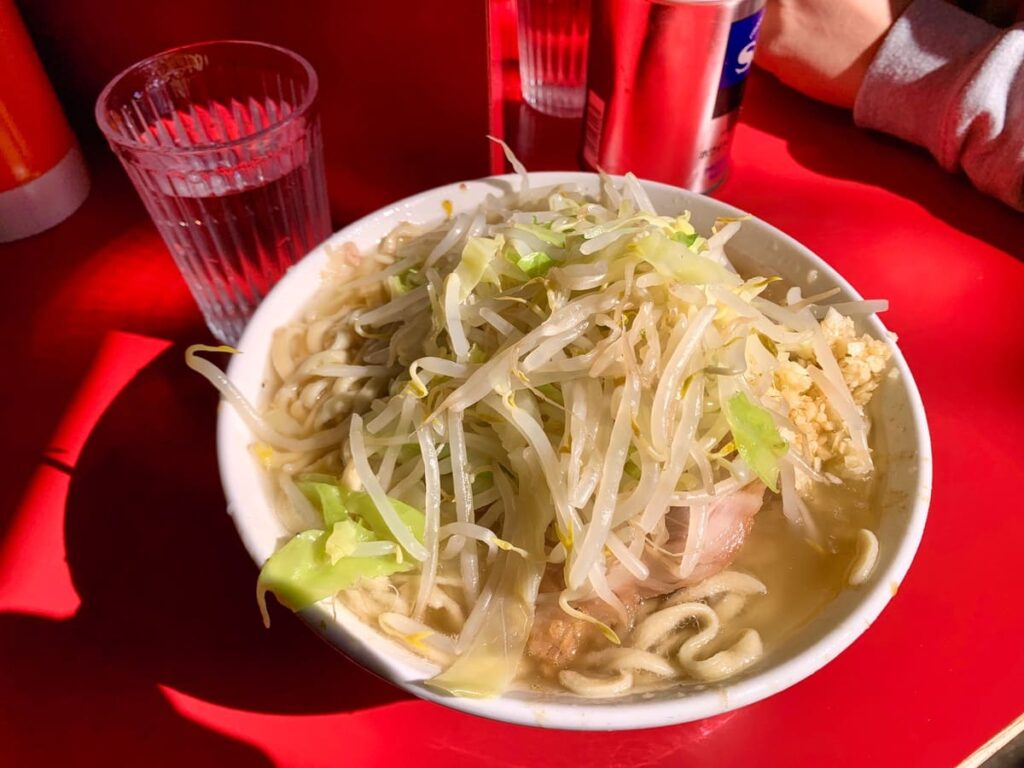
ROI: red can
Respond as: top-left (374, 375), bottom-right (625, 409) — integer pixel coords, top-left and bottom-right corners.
top-left (582, 0), bottom-right (765, 193)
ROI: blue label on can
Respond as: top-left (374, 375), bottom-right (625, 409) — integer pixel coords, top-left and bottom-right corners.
top-left (719, 8), bottom-right (764, 90)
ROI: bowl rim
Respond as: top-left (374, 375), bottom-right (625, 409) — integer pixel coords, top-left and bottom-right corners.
top-left (217, 171), bottom-right (932, 730)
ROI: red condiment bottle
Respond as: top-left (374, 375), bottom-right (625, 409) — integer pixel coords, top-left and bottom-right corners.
top-left (0, 0), bottom-right (89, 242)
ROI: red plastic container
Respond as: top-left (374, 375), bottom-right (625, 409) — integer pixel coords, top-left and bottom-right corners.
top-left (0, 0), bottom-right (89, 242)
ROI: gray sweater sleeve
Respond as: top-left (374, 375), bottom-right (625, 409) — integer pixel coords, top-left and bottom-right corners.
top-left (853, 0), bottom-right (1024, 210)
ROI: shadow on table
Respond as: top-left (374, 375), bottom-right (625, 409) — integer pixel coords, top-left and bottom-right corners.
top-left (0, 160), bottom-right (143, 549)
top-left (742, 70), bottom-right (1024, 263)
top-left (0, 347), bottom-right (406, 767)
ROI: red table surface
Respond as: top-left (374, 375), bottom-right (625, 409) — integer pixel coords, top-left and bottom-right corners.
top-left (2, 2), bottom-right (1023, 766)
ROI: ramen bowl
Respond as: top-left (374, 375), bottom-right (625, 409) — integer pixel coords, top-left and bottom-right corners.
top-left (217, 173), bottom-right (932, 730)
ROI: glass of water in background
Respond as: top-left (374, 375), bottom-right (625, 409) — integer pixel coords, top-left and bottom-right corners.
top-left (517, 0), bottom-right (592, 118)
top-left (95, 41), bottom-right (331, 344)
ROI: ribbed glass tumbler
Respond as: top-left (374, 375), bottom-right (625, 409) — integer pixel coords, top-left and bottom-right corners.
top-left (517, 0), bottom-right (592, 118)
top-left (96, 41), bottom-right (331, 344)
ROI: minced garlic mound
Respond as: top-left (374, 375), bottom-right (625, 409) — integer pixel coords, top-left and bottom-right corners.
top-left (760, 308), bottom-right (892, 475)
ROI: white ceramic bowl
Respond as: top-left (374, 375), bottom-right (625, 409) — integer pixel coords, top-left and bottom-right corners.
top-left (218, 173), bottom-right (931, 730)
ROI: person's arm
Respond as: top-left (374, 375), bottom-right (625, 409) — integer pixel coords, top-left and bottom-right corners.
top-left (757, 0), bottom-right (913, 108)
top-left (757, 0), bottom-right (1024, 211)
top-left (853, 0), bottom-right (1024, 210)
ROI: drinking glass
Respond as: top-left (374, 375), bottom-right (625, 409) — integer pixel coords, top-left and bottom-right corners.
top-left (96, 40), bottom-right (331, 344)
top-left (517, 0), bottom-right (592, 118)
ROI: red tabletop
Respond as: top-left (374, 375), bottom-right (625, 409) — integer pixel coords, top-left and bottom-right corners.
top-left (2, 3), bottom-right (1023, 766)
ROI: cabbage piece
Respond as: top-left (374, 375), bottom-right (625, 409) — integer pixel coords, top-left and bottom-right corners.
top-left (256, 482), bottom-right (427, 624)
top-left (513, 221), bottom-right (566, 248)
top-left (298, 480), bottom-right (348, 526)
top-left (455, 236), bottom-right (502, 299)
top-left (341, 490), bottom-right (425, 553)
top-left (425, 458), bottom-right (548, 698)
top-left (724, 393), bottom-right (788, 492)
top-left (631, 230), bottom-right (738, 285)
top-left (507, 249), bottom-right (555, 278)
top-left (668, 214), bottom-right (707, 251)
top-left (325, 519), bottom-right (373, 563)
top-left (386, 267), bottom-right (421, 298)
top-left (297, 480), bottom-right (425, 550)
top-left (671, 231), bottom-right (700, 248)
top-left (256, 527), bottom-right (413, 624)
